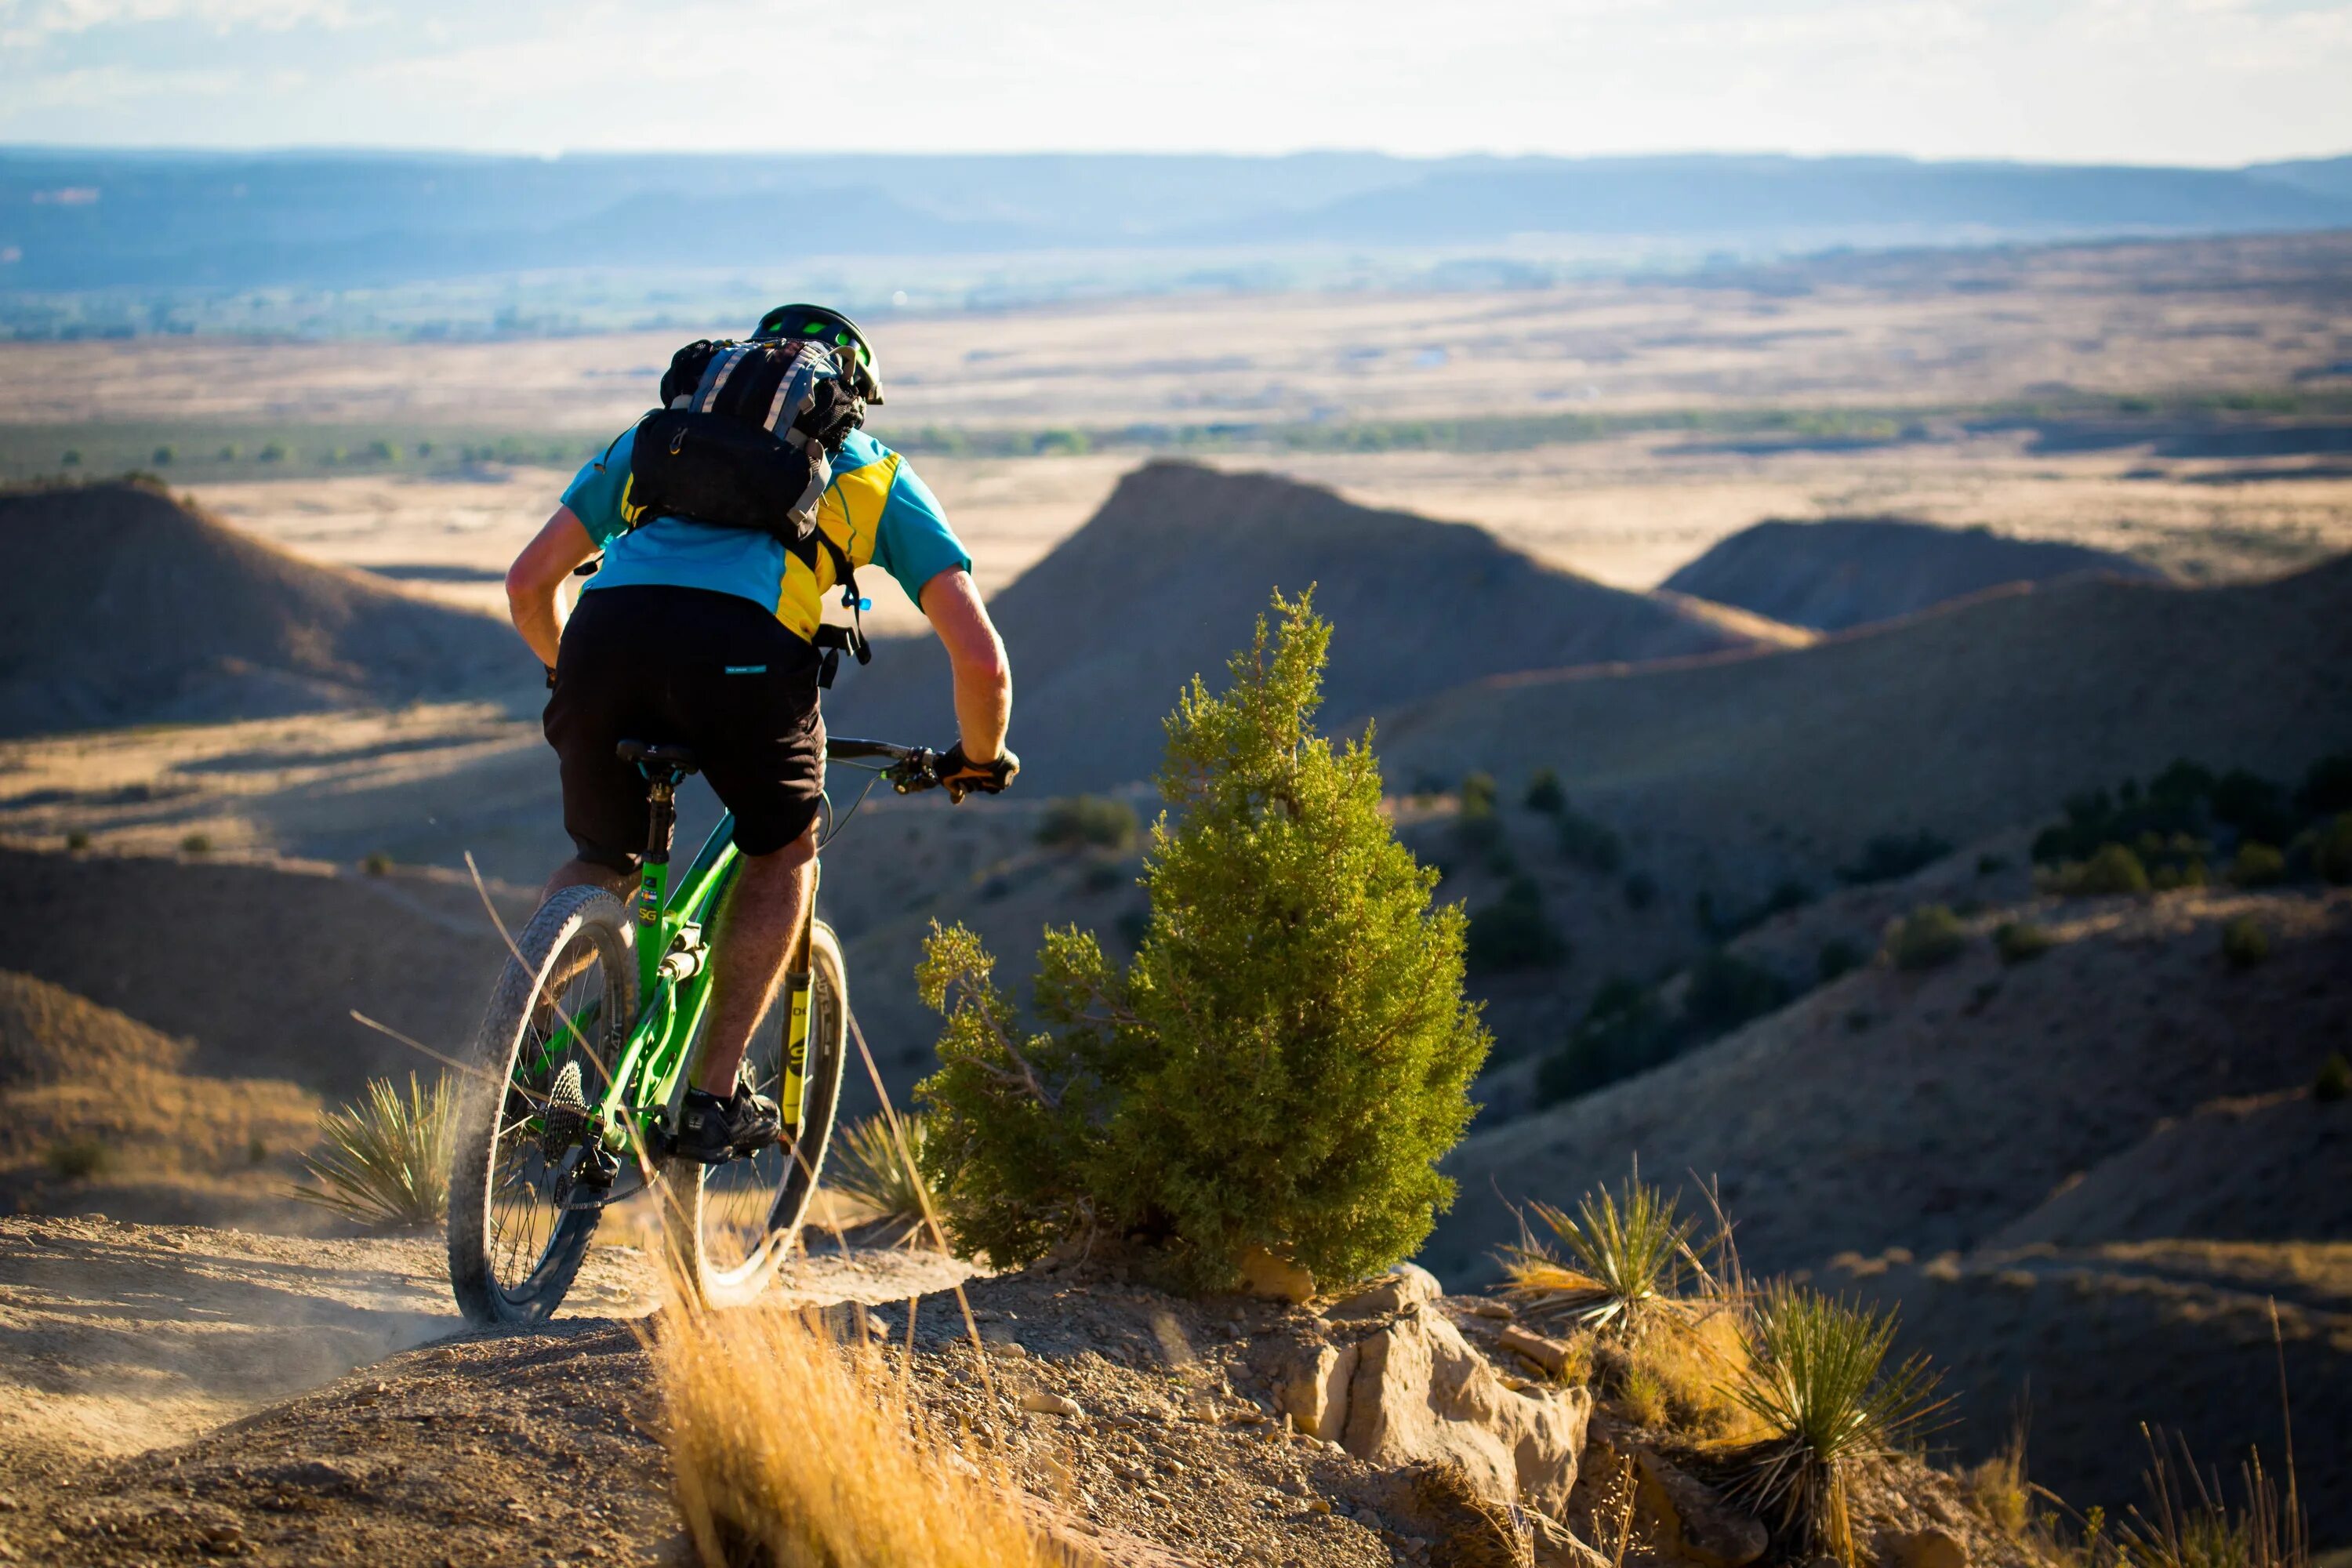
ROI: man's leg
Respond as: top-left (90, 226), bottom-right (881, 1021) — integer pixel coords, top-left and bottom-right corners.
top-left (693, 821), bottom-right (818, 1097)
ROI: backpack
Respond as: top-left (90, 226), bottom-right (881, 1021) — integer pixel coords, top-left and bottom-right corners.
top-left (620, 337), bottom-right (873, 677)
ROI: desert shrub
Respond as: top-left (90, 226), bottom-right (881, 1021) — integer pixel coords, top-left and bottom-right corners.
top-left (1993, 920), bottom-right (2056, 964)
top-left (179, 832), bottom-right (212, 855)
top-left (292, 1073), bottom-right (453, 1227)
top-left (1467, 876), bottom-right (1569, 973)
top-left (2299, 752), bottom-right (2352, 817)
top-left (1837, 830), bottom-right (1952, 886)
top-left (1976, 853), bottom-right (2008, 876)
top-left (45, 1137), bottom-right (110, 1179)
top-left (1728, 1285), bottom-right (1946, 1563)
top-left (1502, 1171), bottom-right (1697, 1338)
top-left (1036, 793), bottom-right (1138, 854)
top-left (1459, 771), bottom-right (1498, 818)
top-left (2317, 815), bottom-right (2352, 885)
top-left (361, 851), bottom-right (392, 876)
top-left (2220, 916), bottom-right (2270, 971)
top-left (826, 1112), bottom-right (936, 1247)
top-left (152, 445), bottom-right (174, 466)
top-left (1885, 905), bottom-right (1967, 971)
top-left (2048, 842), bottom-right (2151, 897)
top-left (60, 448), bottom-right (81, 466)
top-left (216, 443), bottom-right (239, 461)
top-left (2314, 1052), bottom-right (2349, 1104)
top-left (1537, 980), bottom-right (1672, 1105)
top-left (658, 1304), bottom-right (1063, 1568)
top-left (366, 438), bottom-right (401, 461)
top-left (1080, 861), bottom-right (1125, 894)
top-left (2228, 841), bottom-right (2287, 888)
top-left (916, 592), bottom-right (1488, 1290)
top-left (1523, 769), bottom-right (1566, 815)
top-left (259, 441), bottom-right (287, 463)
top-left (2211, 768), bottom-right (2297, 847)
top-left (1684, 949), bottom-right (1790, 1033)
top-left (1555, 809), bottom-right (1624, 874)
top-left (1817, 938), bottom-right (1864, 983)
top-left (64, 830), bottom-right (89, 852)
top-left (246, 1134), bottom-right (268, 1165)
top-left (1621, 871), bottom-right (1657, 910)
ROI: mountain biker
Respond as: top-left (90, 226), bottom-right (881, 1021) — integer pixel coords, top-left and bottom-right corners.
top-left (502, 304), bottom-right (1016, 1164)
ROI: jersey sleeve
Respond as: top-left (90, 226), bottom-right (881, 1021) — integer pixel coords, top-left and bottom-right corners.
top-left (559, 426), bottom-right (637, 548)
top-left (868, 453), bottom-right (974, 609)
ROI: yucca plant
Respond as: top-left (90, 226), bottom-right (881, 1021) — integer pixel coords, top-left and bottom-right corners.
top-left (1501, 1171), bottom-right (1700, 1338)
top-left (1727, 1283), bottom-right (1947, 1564)
top-left (826, 1112), bottom-right (938, 1247)
top-left (293, 1073), bottom-right (454, 1227)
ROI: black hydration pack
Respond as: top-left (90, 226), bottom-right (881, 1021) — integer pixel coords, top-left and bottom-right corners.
top-left (621, 336), bottom-right (873, 677)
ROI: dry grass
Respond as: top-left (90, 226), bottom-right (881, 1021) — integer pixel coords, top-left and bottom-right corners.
top-left (1606, 1306), bottom-right (1762, 1444)
top-left (655, 1301), bottom-right (1075, 1568)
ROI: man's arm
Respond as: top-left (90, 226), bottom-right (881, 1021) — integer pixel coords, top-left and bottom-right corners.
top-left (918, 567), bottom-right (1010, 763)
top-left (505, 506), bottom-right (599, 669)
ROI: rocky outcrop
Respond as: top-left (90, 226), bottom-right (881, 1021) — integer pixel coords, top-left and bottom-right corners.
top-left (1628, 1447), bottom-right (1769, 1568)
top-left (1274, 1292), bottom-right (1592, 1517)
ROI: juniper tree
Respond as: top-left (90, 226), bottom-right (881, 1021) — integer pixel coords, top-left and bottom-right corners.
top-left (916, 589), bottom-right (1490, 1291)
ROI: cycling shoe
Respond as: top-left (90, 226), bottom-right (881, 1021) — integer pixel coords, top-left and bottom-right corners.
top-left (673, 1083), bottom-right (782, 1164)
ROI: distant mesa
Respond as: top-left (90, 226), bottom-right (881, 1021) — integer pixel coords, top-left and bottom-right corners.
top-left (831, 461), bottom-right (1787, 793)
top-left (0, 482), bottom-right (524, 737)
top-left (1660, 515), bottom-right (2162, 633)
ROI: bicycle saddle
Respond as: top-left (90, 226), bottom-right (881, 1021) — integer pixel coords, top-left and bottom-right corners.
top-left (615, 739), bottom-right (701, 779)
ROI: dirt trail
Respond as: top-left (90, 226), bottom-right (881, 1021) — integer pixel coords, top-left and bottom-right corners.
top-left (0, 1215), bottom-right (967, 1559)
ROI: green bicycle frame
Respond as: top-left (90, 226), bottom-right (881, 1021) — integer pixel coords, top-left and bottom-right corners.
top-left (575, 806), bottom-right (822, 1161)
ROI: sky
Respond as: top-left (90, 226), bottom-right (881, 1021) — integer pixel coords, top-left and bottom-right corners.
top-left (2, 0), bottom-right (2350, 167)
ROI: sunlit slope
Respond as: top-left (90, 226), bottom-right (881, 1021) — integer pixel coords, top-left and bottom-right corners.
top-left (0, 482), bottom-right (524, 736)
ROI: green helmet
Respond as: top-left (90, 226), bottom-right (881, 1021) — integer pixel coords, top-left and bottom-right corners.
top-left (753, 303), bottom-right (884, 405)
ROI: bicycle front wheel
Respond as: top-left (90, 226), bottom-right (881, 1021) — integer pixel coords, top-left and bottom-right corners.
top-left (678, 918), bottom-right (850, 1307)
top-left (448, 883), bottom-right (637, 1327)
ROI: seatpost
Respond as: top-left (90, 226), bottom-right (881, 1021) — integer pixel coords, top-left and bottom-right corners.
top-left (636, 771), bottom-right (681, 938)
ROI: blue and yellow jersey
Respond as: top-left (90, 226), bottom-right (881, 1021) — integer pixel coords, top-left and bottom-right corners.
top-left (560, 426), bottom-right (971, 638)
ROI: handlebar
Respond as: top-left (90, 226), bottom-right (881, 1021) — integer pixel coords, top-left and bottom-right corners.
top-left (826, 737), bottom-right (962, 801)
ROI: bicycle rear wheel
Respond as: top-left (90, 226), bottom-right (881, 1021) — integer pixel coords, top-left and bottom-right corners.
top-left (448, 884), bottom-right (637, 1327)
top-left (677, 919), bottom-right (850, 1307)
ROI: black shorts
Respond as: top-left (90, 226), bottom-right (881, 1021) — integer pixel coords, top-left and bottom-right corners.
top-left (545, 585), bottom-right (825, 869)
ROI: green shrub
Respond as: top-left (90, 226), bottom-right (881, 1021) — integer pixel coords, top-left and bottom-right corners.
top-left (1537, 980), bottom-right (1671, 1105)
top-left (1036, 793), bottom-right (1138, 854)
top-left (1727, 1285), bottom-right (1945, 1563)
top-left (366, 438), bottom-right (401, 462)
top-left (60, 448), bottom-right (81, 467)
top-left (1685, 950), bottom-right (1790, 1033)
top-left (1837, 830), bottom-right (1953, 886)
top-left (1466, 876), bottom-right (1569, 974)
top-left (2300, 752), bottom-right (2352, 816)
top-left (2227, 841), bottom-right (2286, 888)
top-left (152, 445), bottom-right (174, 466)
top-left (2050, 842), bottom-right (2150, 897)
top-left (2211, 768), bottom-right (2296, 847)
top-left (915, 591), bottom-right (1488, 1290)
top-left (45, 1137), bottom-right (110, 1180)
top-left (1523, 769), bottom-right (1566, 815)
top-left (1993, 920), bottom-right (2056, 964)
top-left (1080, 862), bottom-right (1124, 894)
top-left (1975, 853), bottom-right (2007, 877)
top-left (361, 851), bottom-right (393, 876)
top-left (2319, 815), bottom-right (2352, 886)
top-left (292, 1073), bottom-right (453, 1227)
top-left (179, 832), bottom-right (212, 855)
top-left (64, 830), bottom-right (89, 852)
top-left (259, 441), bottom-right (287, 463)
top-left (246, 1134), bottom-right (268, 1165)
top-left (1459, 771), bottom-right (1498, 818)
top-left (1817, 938), bottom-right (1864, 983)
top-left (2314, 1052), bottom-right (2350, 1104)
top-left (2219, 916), bottom-right (2270, 971)
top-left (216, 443), bottom-right (240, 461)
top-left (1885, 905), bottom-right (1967, 971)
top-left (1555, 809), bottom-right (1624, 874)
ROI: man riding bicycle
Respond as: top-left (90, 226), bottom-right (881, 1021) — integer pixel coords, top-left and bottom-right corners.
top-left (502, 304), bottom-right (1015, 1166)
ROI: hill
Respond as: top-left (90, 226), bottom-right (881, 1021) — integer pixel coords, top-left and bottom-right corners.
top-left (831, 462), bottom-right (1783, 794)
top-left (0, 967), bottom-right (191, 1088)
top-left (1658, 516), bottom-right (2161, 632)
top-left (0, 483), bottom-right (525, 736)
top-left (1421, 887), bottom-right (2352, 1536)
top-left (1376, 553), bottom-right (2352, 880)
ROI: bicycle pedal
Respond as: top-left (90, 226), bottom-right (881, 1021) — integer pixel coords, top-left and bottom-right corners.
top-left (561, 1145), bottom-right (623, 1211)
